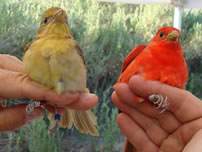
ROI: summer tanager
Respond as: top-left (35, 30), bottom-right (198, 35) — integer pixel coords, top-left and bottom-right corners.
top-left (113, 27), bottom-right (188, 152)
top-left (23, 7), bottom-right (99, 136)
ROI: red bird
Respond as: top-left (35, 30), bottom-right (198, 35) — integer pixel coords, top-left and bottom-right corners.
top-left (113, 27), bottom-right (188, 152)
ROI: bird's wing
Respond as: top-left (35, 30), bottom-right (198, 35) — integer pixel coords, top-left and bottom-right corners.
top-left (24, 40), bottom-right (36, 53)
top-left (113, 45), bottom-right (147, 88)
top-left (121, 45), bottom-right (146, 73)
top-left (75, 44), bottom-right (86, 65)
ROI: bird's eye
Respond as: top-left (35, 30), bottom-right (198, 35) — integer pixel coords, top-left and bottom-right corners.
top-left (44, 17), bottom-right (48, 24)
top-left (159, 32), bottom-right (164, 38)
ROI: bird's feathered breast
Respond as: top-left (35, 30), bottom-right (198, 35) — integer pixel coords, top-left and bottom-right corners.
top-left (23, 36), bottom-right (87, 93)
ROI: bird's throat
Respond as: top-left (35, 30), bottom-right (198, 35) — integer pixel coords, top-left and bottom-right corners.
top-left (37, 23), bottom-right (72, 38)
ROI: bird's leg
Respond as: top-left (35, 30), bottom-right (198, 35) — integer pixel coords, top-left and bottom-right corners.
top-left (146, 94), bottom-right (169, 113)
top-left (26, 100), bottom-right (46, 114)
top-left (48, 105), bottom-right (60, 135)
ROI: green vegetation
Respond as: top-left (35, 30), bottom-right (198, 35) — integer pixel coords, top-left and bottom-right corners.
top-left (5, 118), bottom-right (63, 152)
top-left (0, 0), bottom-right (201, 151)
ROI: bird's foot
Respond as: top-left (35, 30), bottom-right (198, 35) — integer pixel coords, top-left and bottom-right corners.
top-left (26, 101), bottom-right (44, 114)
top-left (146, 94), bottom-right (169, 113)
top-left (48, 105), bottom-right (61, 135)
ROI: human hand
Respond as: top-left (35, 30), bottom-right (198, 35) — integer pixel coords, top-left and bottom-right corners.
top-left (112, 75), bottom-right (202, 152)
top-left (0, 54), bottom-right (98, 131)
top-left (183, 129), bottom-right (202, 152)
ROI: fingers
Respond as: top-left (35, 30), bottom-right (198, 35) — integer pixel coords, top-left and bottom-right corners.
top-left (22, 77), bottom-right (98, 110)
top-left (117, 113), bottom-right (159, 152)
top-left (67, 93), bottom-right (98, 110)
top-left (0, 55), bottom-right (81, 107)
top-left (183, 129), bottom-right (202, 152)
top-left (26, 107), bottom-right (45, 122)
top-left (0, 71), bottom-right (80, 105)
top-left (0, 104), bottom-right (44, 131)
top-left (160, 118), bottom-right (202, 152)
top-left (0, 69), bottom-right (97, 111)
top-left (112, 92), bottom-right (168, 146)
top-left (115, 83), bottom-right (137, 103)
top-left (0, 54), bottom-right (24, 72)
top-left (128, 75), bottom-right (202, 123)
top-left (32, 93), bottom-right (98, 112)
top-left (114, 84), bottom-right (181, 133)
top-left (42, 91), bottom-right (80, 106)
top-left (20, 75), bottom-right (80, 105)
top-left (44, 104), bottom-right (65, 114)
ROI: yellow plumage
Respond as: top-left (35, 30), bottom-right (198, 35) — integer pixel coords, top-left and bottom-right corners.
top-left (23, 7), bottom-right (99, 136)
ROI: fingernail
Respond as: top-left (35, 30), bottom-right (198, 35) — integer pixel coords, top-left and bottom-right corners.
top-left (81, 93), bottom-right (96, 102)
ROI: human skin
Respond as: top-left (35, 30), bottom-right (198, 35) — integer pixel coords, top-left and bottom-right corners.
top-left (112, 75), bottom-right (202, 152)
top-left (0, 54), bottom-right (98, 131)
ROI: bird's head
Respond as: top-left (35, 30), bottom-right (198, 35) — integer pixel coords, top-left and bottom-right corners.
top-left (37, 7), bottom-right (73, 38)
top-left (150, 27), bottom-right (181, 48)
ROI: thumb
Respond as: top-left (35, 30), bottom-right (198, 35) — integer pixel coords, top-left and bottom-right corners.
top-left (0, 104), bottom-right (44, 131)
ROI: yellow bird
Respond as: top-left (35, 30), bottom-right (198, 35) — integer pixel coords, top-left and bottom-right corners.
top-left (23, 7), bottom-right (99, 136)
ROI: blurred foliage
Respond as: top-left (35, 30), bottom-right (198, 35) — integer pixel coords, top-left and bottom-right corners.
top-left (0, 0), bottom-right (201, 151)
top-left (6, 118), bottom-right (63, 152)
top-left (26, 118), bottom-right (63, 152)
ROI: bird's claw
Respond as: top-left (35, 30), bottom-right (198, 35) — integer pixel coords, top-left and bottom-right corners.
top-left (26, 101), bottom-right (41, 114)
top-left (148, 94), bottom-right (169, 113)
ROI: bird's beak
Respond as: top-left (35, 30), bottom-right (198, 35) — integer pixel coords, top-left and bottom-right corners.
top-left (166, 31), bottom-right (180, 41)
top-left (54, 9), bottom-right (67, 23)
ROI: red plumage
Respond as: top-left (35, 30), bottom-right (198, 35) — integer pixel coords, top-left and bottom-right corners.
top-left (113, 27), bottom-right (188, 152)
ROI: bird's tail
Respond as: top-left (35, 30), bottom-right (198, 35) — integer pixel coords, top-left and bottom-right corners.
top-left (123, 138), bottom-right (136, 152)
top-left (48, 108), bottom-right (99, 136)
